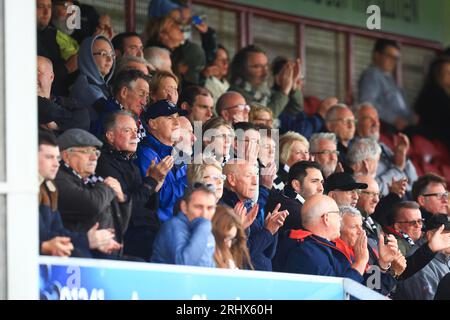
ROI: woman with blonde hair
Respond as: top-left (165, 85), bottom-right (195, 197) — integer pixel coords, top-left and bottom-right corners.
top-left (212, 205), bottom-right (253, 269)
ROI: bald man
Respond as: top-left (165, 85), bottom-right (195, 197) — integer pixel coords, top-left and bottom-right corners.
top-left (37, 56), bottom-right (89, 133)
top-left (283, 194), bottom-right (369, 282)
top-left (216, 91), bottom-right (249, 124)
top-left (220, 159), bottom-right (288, 271)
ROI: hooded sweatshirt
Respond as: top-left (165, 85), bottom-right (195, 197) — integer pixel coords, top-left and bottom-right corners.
top-left (70, 35), bottom-right (115, 123)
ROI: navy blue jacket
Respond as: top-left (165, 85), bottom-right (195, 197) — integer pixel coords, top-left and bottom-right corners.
top-left (278, 111), bottom-right (324, 140)
top-left (135, 133), bottom-right (187, 223)
top-left (219, 188), bottom-right (277, 271)
top-left (284, 230), bottom-right (364, 283)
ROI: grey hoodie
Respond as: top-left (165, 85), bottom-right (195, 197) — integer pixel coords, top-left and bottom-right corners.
top-left (70, 35), bottom-right (115, 121)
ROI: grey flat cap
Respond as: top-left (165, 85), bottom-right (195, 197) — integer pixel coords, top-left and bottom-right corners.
top-left (57, 128), bottom-right (103, 151)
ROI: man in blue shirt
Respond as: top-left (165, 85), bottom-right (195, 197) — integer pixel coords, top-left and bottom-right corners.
top-left (358, 39), bottom-right (413, 131)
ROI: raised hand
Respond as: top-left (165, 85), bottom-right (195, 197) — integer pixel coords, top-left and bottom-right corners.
top-left (147, 156), bottom-right (175, 191)
top-left (260, 162), bottom-right (277, 189)
top-left (388, 177), bottom-right (408, 198)
top-left (427, 225), bottom-right (450, 252)
top-left (41, 237), bottom-right (74, 257)
top-left (378, 233), bottom-right (399, 269)
top-left (103, 177), bottom-right (126, 203)
top-left (391, 251), bottom-right (407, 277)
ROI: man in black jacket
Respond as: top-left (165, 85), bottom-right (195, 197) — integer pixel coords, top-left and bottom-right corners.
top-left (96, 111), bottom-right (174, 261)
top-left (55, 128), bottom-right (132, 259)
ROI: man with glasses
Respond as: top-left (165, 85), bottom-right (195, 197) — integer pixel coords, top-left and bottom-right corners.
top-left (394, 213), bottom-right (450, 300)
top-left (355, 103), bottom-right (417, 198)
top-left (216, 91), bottom-right (250, 124)
top-left (358, 39), bottom-right (413, 132)
top-left (71, 35), bottom-right (116, 125)
top-left (54, 129), bottom-right (132, 259)
top-left (283, 194), bottom-right (369, 282)
top-left (91, 69), bottom-right (150, 138)
top-left (325, 104), bottom-right (356, 171)
top-left (412, 173), bottom-right (449, 226)
top-left (96, 111), bottom-right (174, 261)
top-left (310, 133), bottom-right (340, 179)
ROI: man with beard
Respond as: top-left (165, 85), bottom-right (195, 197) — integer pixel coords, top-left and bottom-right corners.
top-left (309, 132), bottom-right (340, 179)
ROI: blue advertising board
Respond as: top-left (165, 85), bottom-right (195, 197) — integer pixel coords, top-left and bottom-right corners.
top-left (39, 256), bottom-right (386, 300)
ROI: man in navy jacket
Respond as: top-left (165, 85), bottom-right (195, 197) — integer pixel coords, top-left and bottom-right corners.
top-left (284, 194), bottom-right (369, 282)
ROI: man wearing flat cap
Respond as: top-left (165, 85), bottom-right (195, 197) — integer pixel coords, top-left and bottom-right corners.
top-left (394, 213), bottom-right (450, 300)
top-left (54, 128), bottom-right (132, 259)
top-left (136, 99), bottom-right (189, 223)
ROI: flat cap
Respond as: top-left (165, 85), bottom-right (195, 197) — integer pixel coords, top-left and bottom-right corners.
top-left (57, 128), bottom-right (103, 151)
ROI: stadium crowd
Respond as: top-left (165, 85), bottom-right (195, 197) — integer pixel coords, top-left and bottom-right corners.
top-left (36, 0), bottom-right (450, 299)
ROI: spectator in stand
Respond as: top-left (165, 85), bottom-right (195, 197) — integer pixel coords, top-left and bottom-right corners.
top-left (149, 70), bottom-right (179, 105)
top-left (394, 214), bottom-right (450, 300)
top-left (414, 56), bottom-right (450, 150)
top-left (356, 103), bottom-right (416, 198)
top-left (324, 172), bottom-right (367, 208)
top-left (201, 117), bottom-right (234, 166)
top-left (273, 132), bottom-right (310, 191)
top-left (151, 183), bottom-right (217, 267)
top-left (338, 206), bottom-right (405, 295)
top-left (37, 56), bottom-right (90, 134)
top-left (358, 39), bottom-right (413, 132)
top-left (136, 100), bottom-right (188, 223)
top-left (356, 175), bottom-right (446, 282)
top-left (221, 159), bottom-right (288, 271)
top-left (325, 104), bottom-right (356, 171)
top-left (347, 137), bottom-right (381, 178)
top-left (37, 0), bottom-right (73, 96)
top-left (144, 46), bottom-right (173, 72)
top-left (267, 161), bottom-right (324, 234)
top-left (70, 35), bottom-right (116, 125)
top-left (92, 69), bottom-right (150, 138)
top-left (178, 85), bottom-right (214, 124)
top-left (229, 46), bottom-right (303, 119)
top-left (412, 173), bottom-right (449, 226)
top-left (309, 133), bottom-right (340, 179)
top-left (112, 32), bottom-right (144, 59)
top-left (386, 201), bottom-right (425, 256)
top-left (39, 129), bottom-right (120, 258)
top-left (173, 115), bottom-right (196, 165)
top-left (216, 91), bottom-right (250, 124)
top-left (204, 44), bottom-right (230, 104)
top-left (96, 111), bottom-right (173, 261)
top-left (172, 40), bottom-right (206, 93)
top-left (212, 205), bottom-right (253, 269)
top-left (54, 129), bottom-right (132, 259)
top-left (283, 194), bottom-right (369, 282)
top-left (187, 159), bottom-right (224, 202)
top-left (249, 104), bottom-right (274, 129)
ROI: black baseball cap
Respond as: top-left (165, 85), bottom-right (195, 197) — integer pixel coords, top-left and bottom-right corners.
top-left (143, 99), bottom-right (188, 122)
top-left (324, 172), bottom-right (368, 194)
top-left (425, 214), bottom-right (450, 232)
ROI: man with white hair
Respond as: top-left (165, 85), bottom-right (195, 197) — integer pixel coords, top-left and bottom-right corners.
top-left (144, 46), bottom-right (173, 72)
top-left (347, 137), bottom-right (381, 178)
top-left (356, 103), bottom-right (417, 198)
top-left (309, 132), bottom-right (339, 179)
top-left (283, 194), bottom-right (369, 282)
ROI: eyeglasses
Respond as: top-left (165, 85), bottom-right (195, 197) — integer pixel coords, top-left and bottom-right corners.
top-left (248, 64), bottom-right (268, 70)
top-left (223, 104), bottom-right (250, 112)
top-left (93, 51), bottom-right (116, 59)
top-left (67, 148), bottom-right (101, 157)
top-left (396, 219), bottom-right (424, 227)
top-left (357, 190), bottom-right (380, 198)
top-left (312, 150), bottom-right (340, 156)
top-left (422, 192), bottom-right (449, 200)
